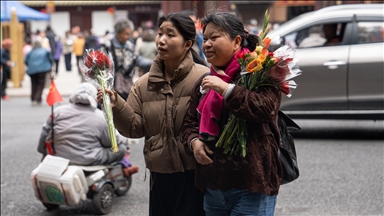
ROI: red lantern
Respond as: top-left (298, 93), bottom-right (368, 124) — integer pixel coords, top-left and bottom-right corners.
top-left (107, 7), bottom-right (114, 15)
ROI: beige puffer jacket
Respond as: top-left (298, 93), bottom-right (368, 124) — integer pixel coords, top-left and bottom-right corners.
top-left (112, 51), bottom-right (208, 173)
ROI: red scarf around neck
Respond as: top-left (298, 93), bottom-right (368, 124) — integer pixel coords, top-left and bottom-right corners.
top-left (197, 53), bottom-right (241, 141)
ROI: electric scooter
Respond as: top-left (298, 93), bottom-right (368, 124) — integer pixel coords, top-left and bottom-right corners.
top-left (31, 154), bottom-right (138, 215)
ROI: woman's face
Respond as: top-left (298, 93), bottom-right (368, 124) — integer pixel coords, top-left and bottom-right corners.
top-left (156, 21), bottom-right (191, 62)
top-left (116, 28), bottom-right (131, 44)
top-left (203, 23), bottom-right (240, 68)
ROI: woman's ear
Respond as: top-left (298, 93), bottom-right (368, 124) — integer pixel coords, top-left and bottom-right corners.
top-left (185, 40), bottom-right (193, 51)
top-left (233, 35), bottom-right (242, 52)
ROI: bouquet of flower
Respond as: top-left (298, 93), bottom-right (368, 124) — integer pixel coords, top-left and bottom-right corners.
top-left (215, 10), bottom-right (302, 158)
top-left (82, 49), bottom-right (119, 153)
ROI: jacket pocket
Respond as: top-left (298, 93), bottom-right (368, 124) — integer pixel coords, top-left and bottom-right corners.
top-left (143, 134), bottom-right (173, 173)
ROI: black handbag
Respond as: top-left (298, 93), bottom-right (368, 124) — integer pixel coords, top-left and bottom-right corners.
top-left (276, 110), bottom-right (301, 185)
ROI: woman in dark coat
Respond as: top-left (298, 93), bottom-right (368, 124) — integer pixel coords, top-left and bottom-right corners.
top-left (181, 12), bottom-right (282, 216)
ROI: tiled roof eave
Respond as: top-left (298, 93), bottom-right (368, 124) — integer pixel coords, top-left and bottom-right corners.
top-left (19, 1), bottom-right (161, 7)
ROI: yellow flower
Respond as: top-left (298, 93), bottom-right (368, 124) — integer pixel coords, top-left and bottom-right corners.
top-left (246, 58), bottom-right (263, 73)
top-left (255, 46), bottom-right (263, 55)
top-left (249, 51), bottom-right (258, 60)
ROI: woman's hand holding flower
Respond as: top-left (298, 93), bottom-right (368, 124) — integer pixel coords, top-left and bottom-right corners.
top-left (192, 139), bottom-right (214, 165)
top-left (97, 88), bottom-right (117, 108)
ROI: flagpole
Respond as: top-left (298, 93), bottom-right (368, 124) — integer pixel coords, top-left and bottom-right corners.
top-left (46, 74), bottom-right (63, 155)
top-left (51, 102), bottom-right (55, 154)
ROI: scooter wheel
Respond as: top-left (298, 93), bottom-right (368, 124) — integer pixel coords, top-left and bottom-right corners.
top-left (93, 184), bottom-right (114, 215)
top-left (115, 176), bottom-right (132, 196)
top-left (42, 202), bottom-right (59, 210)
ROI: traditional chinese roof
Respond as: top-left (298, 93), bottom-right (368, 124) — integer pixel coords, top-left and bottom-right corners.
top-left (20, 1), bottom-right (161, 7)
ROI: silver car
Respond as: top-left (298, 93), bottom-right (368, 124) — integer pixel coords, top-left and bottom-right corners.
top-left (268, 4), bottom-right (384, 119)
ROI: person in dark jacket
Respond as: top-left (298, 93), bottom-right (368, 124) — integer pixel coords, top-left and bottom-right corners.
top-left (181, 12), bottom-right (282, 216)
top-left (45, 26), bottom-right (57, 54)
top-left (84, 29), bottom-right (97, 51)
top-left (25, 40), bottom-right (54, 106)
top-left (104, 18), bottom-right (153, 100)
top-left (1, 38), bottom-right (13, 100)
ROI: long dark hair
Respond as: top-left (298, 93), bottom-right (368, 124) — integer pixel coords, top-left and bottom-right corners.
top-left (201, 12), bottom-right (259, 52)
top-left (158, 13), bottom-right (209, 67)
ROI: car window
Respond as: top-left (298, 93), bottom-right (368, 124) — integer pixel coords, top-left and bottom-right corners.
top-left (357, 22), bottom-right (384, 44)
top-left (281, 22), bottom-right (347, 49)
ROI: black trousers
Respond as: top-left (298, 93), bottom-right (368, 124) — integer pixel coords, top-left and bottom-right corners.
top-left (54, 60), bottom-right (59, 74)
top-left (1, 69), bottom-right (10, 97)
top-left (30, 72), bottom-right (48, 102)
top-left (64, 53), bottom-right (72, 71)
top-left (149, 170), bottom-right (205, 216)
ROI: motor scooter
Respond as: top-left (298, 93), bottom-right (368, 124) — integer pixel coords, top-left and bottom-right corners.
top-left (31, 154), bottom-right (137, 215)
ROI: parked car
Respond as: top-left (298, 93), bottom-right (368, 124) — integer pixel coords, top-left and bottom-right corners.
top-left (268, 4), bottom-right (384, 119)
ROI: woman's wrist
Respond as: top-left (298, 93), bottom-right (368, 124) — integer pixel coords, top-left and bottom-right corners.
top-left (189, 137), bottom-right (199, 152)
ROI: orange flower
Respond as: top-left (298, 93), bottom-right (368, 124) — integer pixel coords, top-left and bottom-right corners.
top-left (262, 37), bottom-right (271, 48)
top-left (257, 47), bottom-right (268, 64)
top-left (246, 58), bottom-right (263, 73)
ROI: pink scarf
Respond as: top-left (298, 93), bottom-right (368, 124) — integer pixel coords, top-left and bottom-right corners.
top-left (197, 54), bottom-right (241, 141)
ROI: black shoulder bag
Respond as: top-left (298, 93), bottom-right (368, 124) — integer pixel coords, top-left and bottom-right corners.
top-left (275, 110), bottom-right (301, 185)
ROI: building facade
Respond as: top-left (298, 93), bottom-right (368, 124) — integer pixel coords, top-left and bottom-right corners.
top-left (20, 0), bottom-right (382, 38)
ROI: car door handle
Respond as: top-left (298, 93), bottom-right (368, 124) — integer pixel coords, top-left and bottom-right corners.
top-left (323, 61), bottom-right (346, 69)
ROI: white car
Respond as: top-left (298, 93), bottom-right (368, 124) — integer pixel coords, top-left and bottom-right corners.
top-left (268, 4), bottom-right (384, 119)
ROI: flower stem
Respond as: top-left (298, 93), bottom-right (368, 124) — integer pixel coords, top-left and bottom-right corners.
top-left (97, 71), bottom-right (118, 154)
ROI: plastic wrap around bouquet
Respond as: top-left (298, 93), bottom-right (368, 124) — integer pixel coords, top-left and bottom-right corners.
top-left (81, 49), bottom-right (119, 153)
top-left (215, 10), bottom-right (302, 158)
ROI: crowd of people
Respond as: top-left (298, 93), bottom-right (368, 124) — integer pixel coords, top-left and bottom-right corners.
top-left (2, 9), bottom-right (286, 216)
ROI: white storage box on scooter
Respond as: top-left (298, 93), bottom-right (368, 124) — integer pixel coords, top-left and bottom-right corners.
top-left (30, 155), bottom-right (88, 207)
top-left (31, 155), bottom-right (132, 215)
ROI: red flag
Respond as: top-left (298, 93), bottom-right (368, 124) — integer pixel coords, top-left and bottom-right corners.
top-left (46, 80), bottom-right (63, 106)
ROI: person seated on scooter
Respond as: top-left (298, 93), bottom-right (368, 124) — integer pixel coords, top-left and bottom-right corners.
top-left (38, 82), bottom-right (131, 171)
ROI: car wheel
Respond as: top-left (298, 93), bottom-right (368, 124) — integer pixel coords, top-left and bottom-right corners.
top-left (115, 176), bottom-right (132, 196)
top-left (93, 184), bottom-right (114, 215)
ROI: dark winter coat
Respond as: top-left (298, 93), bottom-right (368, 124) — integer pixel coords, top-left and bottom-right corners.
top-left (181, 73), bottom-right (283, 196)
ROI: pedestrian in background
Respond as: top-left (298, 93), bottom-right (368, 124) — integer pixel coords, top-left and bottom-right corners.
top-left (45, 26), bottom-right (57, 55)
top-left (25, 40), bottom-right (54, 106)
top-left (181, 12), bottom-right (282, 216)
top-left (103, 18), bottom-right (152, 100)
top-left (182, 10), bottom-right (206, 60)
top-left (22, 37), bottom-right (33, 57)
top-left (84, 29), bottom-right (98, 51)
top-left (63, 31), bottom-right (73, 72)
top-left (97, 12), bottom-right (209, 216)
top-left (136, 29), bottom-right (157, 77)
top-left (53, 37), bottom-right (63, 74)
top-left (1, 38), bottom-right (13, 100)
top-left (72, 32), bottom-right (85, 81)
top-left (36, 31), bottom-right (51, 52)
